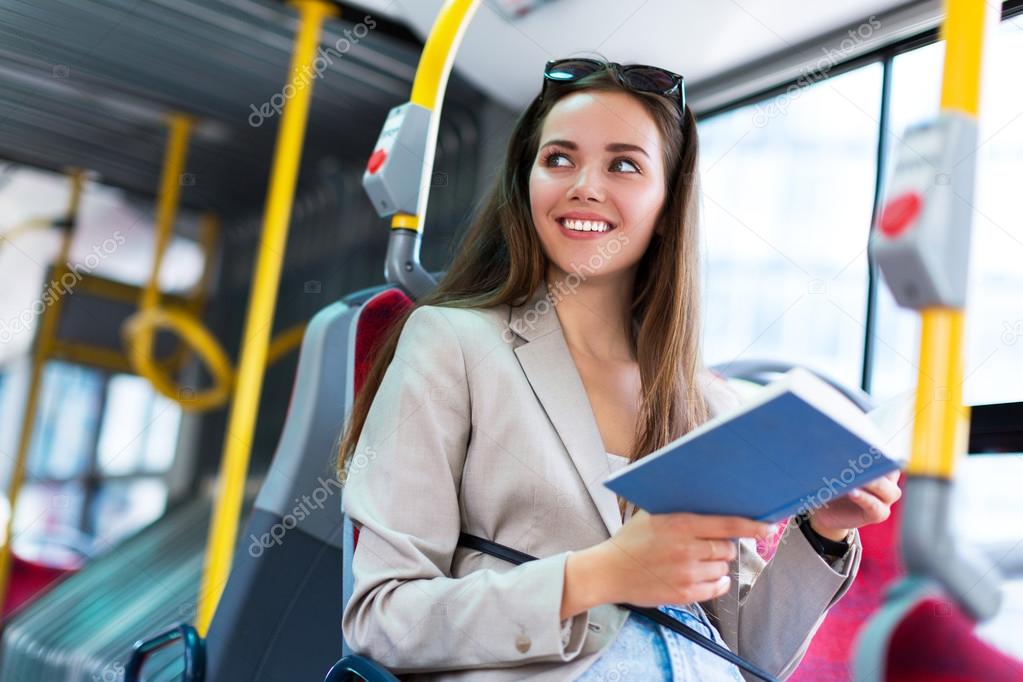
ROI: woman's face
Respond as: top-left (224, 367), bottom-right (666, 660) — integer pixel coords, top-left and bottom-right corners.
top-left (529, 90), bottom-right (667, 282)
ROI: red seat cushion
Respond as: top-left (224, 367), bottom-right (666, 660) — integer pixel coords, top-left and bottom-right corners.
top-left (4, 554), bottom-right (79, 620)
top-left (350, 288), bottom-right (414, 552)
top-left (885, 595), bottom-right (1023, 682)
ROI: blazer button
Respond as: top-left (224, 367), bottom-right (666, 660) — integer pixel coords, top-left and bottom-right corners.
top-left (515, 634), bottom-right (531, 653)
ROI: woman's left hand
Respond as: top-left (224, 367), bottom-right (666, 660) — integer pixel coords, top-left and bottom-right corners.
top-left (807, 469), bottom-right (903, 541)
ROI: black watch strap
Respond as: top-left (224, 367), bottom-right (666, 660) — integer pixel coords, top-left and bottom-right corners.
top-left (794, 512), bottom-right (850, 559)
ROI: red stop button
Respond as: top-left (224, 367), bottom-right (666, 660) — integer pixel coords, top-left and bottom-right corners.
top-left (879, 192), bottom-right (923, 238)
top-left (367, 148), bottom-right (387, 174)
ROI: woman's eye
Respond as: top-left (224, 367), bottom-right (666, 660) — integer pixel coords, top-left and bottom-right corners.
top-left (543, 152), bottom-right (572, 168)
top-left (610, 157), bottom-right (640, 173)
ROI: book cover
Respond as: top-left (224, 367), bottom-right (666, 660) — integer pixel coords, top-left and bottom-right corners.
top-left (603, 368), bottom-right (901, 522)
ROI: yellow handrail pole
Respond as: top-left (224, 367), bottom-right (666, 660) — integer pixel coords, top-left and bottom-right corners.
top-left (195, 0), bottom-right (338, 635)
top-left (145, 114), bottom-right (194, 313)
top-left (390, 0), bottom-right (479, 234)
top-left (0, 218), bottom-right (52, 244)
top-left (905, 0), bottom-right (987, 481)
top-left (124, 114), bottom-right (194, 389)
top-left (0, 169), bottom-right (86, 614)
top-left (190, 211), bottom-right (221, 309)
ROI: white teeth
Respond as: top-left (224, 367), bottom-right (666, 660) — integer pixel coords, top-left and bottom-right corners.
top-left (561, 218), bottom-right (612, 232)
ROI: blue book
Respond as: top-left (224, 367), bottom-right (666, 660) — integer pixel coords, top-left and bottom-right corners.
top-left (603, 368), bottom-right (901, 522)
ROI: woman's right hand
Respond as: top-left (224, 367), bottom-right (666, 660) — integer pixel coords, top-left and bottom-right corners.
top-left (589, 509), bottom-right (773, 608)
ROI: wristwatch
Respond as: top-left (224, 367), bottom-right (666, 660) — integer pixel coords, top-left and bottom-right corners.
top-left (794, 511), bottom-right (850, 560)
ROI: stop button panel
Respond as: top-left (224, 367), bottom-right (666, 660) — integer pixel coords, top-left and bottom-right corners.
top-left (871, 112), bottom-right (979, 309)
top-left (362, 102), bottom-right (432, 218)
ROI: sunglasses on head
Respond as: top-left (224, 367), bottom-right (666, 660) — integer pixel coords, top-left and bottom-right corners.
top-left (541, 58), bottom-right (686, 113)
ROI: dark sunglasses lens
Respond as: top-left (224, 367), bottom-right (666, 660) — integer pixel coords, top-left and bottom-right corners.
top-left (546, 59), bottom-right (602, 82)
top-left (622, 66), bottom-right (678, 93)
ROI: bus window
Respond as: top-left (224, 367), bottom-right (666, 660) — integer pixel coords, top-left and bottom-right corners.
top-left (97, 374), bottom-right (182, 476)
top-left (26, 362), bottom-right (103, 482)
top-left (699, 65), bottom-right (883, 391)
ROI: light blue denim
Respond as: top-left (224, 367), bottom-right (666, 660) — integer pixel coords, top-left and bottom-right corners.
top-left (573, 602), bottom-right (745, 681)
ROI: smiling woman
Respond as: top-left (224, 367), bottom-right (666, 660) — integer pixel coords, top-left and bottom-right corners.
top-left (337, 57), bottom-right (870, 682)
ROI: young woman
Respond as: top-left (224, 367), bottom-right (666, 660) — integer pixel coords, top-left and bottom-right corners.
top-left (337, 58), bottom-right (901, 681)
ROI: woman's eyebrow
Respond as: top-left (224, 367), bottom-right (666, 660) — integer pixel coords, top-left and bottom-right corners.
top-left (605, 142), bottom-right (649, 159)
top-left (539, 139), bottom-right (650, 159)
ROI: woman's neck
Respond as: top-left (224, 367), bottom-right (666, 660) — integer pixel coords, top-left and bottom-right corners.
top-left (547, 270), bottom-right (636, 364)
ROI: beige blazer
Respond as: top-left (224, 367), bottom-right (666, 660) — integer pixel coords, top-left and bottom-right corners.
top-left (341, 280), bottom-right (862, 681)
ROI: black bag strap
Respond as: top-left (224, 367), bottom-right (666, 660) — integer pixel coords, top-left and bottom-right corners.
top-left (458, 532), bottom-right (780, 682)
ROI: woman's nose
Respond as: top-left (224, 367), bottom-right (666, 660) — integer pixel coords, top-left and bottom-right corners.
top-left (567, 166), bottom-right (605, 202)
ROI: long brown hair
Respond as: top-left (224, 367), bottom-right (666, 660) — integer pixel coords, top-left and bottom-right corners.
top-left (336, 65), bottom-right (709, 519)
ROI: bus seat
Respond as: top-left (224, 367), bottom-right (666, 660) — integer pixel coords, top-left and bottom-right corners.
top-left (200, 283), bottom-right (408, 682)
top-left (334, 287), bottom-right (414, 680)
top-left (852, 574), bottom-right (1023, 682)
top-left (3, 551), bottom-right (80, 620)
top-left (1, 498), bottom-right (212, 681)
top-left (884, 593), bottom-right (1023, 681)
top-left (340, 286), bottom-right (418, 539)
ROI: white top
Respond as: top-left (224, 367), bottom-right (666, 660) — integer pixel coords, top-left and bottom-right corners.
top-left (606, 452), bottom-right (630, 470)
top-left (606, 453), bottom-right (637, 522)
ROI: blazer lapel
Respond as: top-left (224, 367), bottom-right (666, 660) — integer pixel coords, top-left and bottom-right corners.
top-left (508, 280), bottom-right (624, 538)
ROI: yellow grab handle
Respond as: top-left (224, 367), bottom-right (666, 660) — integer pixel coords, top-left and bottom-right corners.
top-left (123, 307), bottom-right (235, 411)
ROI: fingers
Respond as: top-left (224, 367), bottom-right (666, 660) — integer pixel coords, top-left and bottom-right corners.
top-left (856, 475), bottom-right (903, 506)
top-left (871, 469), bottom-right (901, 488)
top-left (701, 538), bottom-right (737, 562)
top-left (681, 560), bottom-right (731, 583)
top-left (677, 576), bottom-right (731, 603)
top-left (848, 487), bottom-right (891, 521)
top-left (669, 513), bottom-right (772, 540)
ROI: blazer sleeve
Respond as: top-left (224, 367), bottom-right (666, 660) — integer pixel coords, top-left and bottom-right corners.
top-left (698, 372), bottom-right (864, 680)
top-left (705, 523), bottom-right (862, 681)
top-left (341, 306), bottom-right (591, 674)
